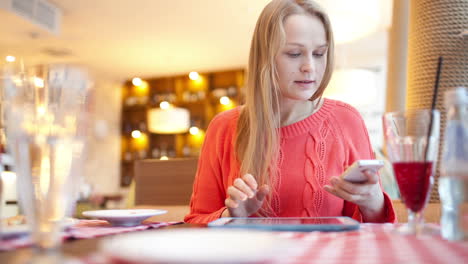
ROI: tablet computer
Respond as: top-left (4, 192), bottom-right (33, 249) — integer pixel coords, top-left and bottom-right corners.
top-left (208, 217), bottom-right (360, 232)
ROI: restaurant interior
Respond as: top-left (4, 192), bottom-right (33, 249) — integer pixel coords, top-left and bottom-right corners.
top-left (0, 0), bottom-right (467, 263)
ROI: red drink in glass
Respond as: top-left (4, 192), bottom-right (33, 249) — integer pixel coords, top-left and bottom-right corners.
top-left (383, 109), bottom-right (440, 235)
top-left (393, 161), bottom-right (433, 212)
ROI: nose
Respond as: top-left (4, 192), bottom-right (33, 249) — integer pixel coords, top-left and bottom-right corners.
top-left (300, 57), bottom-right (315, 73)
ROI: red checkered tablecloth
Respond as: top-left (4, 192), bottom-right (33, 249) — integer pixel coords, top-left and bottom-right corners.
top-left (270, 224), bottom-right (468, 264)
top-left (2, 223), bottom-right (467, 263)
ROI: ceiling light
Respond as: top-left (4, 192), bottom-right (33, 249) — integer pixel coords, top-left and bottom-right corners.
top-left (189, 72), bottom-right (200, 81)
top-left (159, 101), bottom-right (170, 109)
top-left (220, 96), bottom-right (230, 105)
top-left (189, 126), bottom-right (199, 135)
top-left (5, 56), bottom-right (15, 62)
top-left (131, 130), bottom-right (142, 138)
top-left (132, 77), bottom-right (143, 86)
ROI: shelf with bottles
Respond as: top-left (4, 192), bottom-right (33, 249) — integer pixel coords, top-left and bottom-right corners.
top-left (120, 162), bottom-right (134, 187)
top-left (122, 78), bottom-right (151, 110)
top-left (120, 69), bottom-right (245, 187)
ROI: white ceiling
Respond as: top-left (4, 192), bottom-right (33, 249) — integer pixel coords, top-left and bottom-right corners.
top-left (0, 0), bottom-right (389, 82)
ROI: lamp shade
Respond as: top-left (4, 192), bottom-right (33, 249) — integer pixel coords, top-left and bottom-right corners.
top-left (147, 107), bottom-right (190, 134)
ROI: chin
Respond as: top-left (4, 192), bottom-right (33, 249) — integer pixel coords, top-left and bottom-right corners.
top-left (281, 85), bottom-right (317, 101)
top-left (298, 91), bottom-right (317, 101)
top-left (285, 93), bottom-right (315, 101)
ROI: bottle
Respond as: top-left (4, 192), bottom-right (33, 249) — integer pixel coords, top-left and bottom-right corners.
top-left (438, 86), bottom-right (468, 241)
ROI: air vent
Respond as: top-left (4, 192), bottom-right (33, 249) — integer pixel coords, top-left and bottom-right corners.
top-left (0, 0), bottom-right (61, 35)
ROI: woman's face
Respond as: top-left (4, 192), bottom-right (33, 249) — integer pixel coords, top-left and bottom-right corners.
top-left (275, 14), bottom-right (328, 102)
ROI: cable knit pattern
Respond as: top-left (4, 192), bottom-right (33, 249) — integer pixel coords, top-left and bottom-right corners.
top-left (271, 139), bottom-right (285, 216)
top-left (184, 99), bottom-right (396, 224)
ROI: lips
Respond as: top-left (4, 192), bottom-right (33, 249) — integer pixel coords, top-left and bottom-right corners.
top-left (294, 80), bottom-right (315, 84)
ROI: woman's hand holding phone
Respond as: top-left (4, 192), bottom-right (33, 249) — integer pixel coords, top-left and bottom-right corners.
top-left (223, 174), bottom-right (270, 217)
top-left (324, 160), bottom-right (386, 222)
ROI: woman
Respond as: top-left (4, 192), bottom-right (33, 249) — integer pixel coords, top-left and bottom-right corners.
top-left (184, 0), bottom-right (395, 224)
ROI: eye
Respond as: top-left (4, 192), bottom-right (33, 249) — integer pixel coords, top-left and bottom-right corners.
top-left (313, 53), bottom-right (325, 58)
top-left (287, 52), bottom-right (301, 58)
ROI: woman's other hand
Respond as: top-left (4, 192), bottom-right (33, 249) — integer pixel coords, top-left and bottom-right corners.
top-left (223, 174), bottom-right (270, 217)
top-left (324, 170), bottom-right (385, 222)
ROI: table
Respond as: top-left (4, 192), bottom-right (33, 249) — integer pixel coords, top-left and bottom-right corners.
top-left (0, 223), bottom-right (200, 263)
top-left (1, 223), bottom-right (467, 264)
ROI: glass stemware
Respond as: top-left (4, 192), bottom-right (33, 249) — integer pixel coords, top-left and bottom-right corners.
top-left (1, 63), bottom-right (90, 262)
top-left (383, 109), bottom-right (440, 235)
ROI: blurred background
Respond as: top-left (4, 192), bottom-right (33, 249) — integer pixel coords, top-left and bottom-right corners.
top-left (0, 0), bottom-right (400, 211)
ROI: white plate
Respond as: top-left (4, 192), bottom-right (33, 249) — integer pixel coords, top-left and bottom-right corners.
top-left (1, 218), bottom-right (78, 239)
top-left (100, 228), bottom-right (300, 263)
top-left (82, 209), bottom-right (167, 226)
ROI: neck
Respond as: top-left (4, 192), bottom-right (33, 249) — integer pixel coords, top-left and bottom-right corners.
top-left (279, 98), bottom-right (322, 126)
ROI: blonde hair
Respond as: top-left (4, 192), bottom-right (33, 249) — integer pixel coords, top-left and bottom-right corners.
top-left (235, 0), bottom-right (335, 215)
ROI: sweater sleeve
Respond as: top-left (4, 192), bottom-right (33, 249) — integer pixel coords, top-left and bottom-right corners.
top-left (184, 112), bottom-right (233, 224)
top-left (337, 103), bottom-right (396, 223)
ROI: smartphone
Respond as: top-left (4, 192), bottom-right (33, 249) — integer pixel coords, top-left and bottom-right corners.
top-left (208, 217), bottom-right (360, 232)
top-left (341, 160), bottom-right (384, 183)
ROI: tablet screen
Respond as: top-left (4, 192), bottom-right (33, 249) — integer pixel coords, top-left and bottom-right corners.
top-left (225, 217), bottom-right (354, 226)
top-left (208, 217), bottom-right (360, 232)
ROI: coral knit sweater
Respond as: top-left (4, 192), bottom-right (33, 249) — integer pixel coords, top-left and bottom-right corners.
top-left (184, 99), bottom-right (396, 224)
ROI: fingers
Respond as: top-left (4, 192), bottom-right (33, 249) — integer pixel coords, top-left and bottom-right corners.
top-left (225, 174), bottom-right (269, 217)
top-left (227, 185), bottom-right (248, 202)
top-left (225, 197), bottom-right (239, 209)
top-left (332, 177), bottom-right (367, 195)
top-left (225, 174), bottom-right (260, 209)
top-left (324, 183), bottom-right (360, 203)
top-left (234, 177), bottom-right (256, 198)
top-left (362, 170), bottom-right (379, 184)
top-left (242, 173), bottom-right (259, 190)
top-left (337, 169), bottom-right (379, 195)
top-left (256, 185), bottom-right (270, 201)
top-left (324, 175), bottom-right (382, 206)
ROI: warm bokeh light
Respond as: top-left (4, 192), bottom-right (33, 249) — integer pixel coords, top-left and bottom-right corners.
top-left (134, 81), bottom-right (149, 96)
top-left (37, 105), bottom-right (46, 116)
top-left (218, 98), bottom-right (236, 112)
top-left (160, 156), bottom-right (169, 160)
top-left (220, 96), bottom-right (230, 105)
top-left (188, 128), bottom-right (205, 149)
top-left (189, 126), bottom-right (199, 135)
top-left (132, 77), bottom-right (143, 86)
top-left (5, 55), bottom-right (15, 62)
top-left (34, 77), bottom-right (44, 88)
top-left (130, 132), bottom-right (148, 150)
top-left (188, 74), bottom-right (207, 91)
top-left (160, 101), bottom-right (170, 109)
top-left (189, 71), bottom-right (199, 81)
top-left (131, 130), bottom-right (142, 139)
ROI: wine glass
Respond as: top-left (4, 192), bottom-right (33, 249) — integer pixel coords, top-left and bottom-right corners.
top-left (1, 63), bottom-right (90, 262)
top-left (383, 109), bottom-right (440, 235)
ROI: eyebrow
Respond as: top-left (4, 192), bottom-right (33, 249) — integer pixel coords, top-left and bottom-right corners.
top-left (285, 43), bottom-right (328, 48)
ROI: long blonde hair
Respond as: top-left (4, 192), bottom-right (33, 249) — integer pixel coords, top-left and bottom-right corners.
top-left (235, 0), bottom-right (335, 214)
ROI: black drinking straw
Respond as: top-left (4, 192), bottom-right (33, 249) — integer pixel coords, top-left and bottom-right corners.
top-left (423, 56), bottom-right (443, 167)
